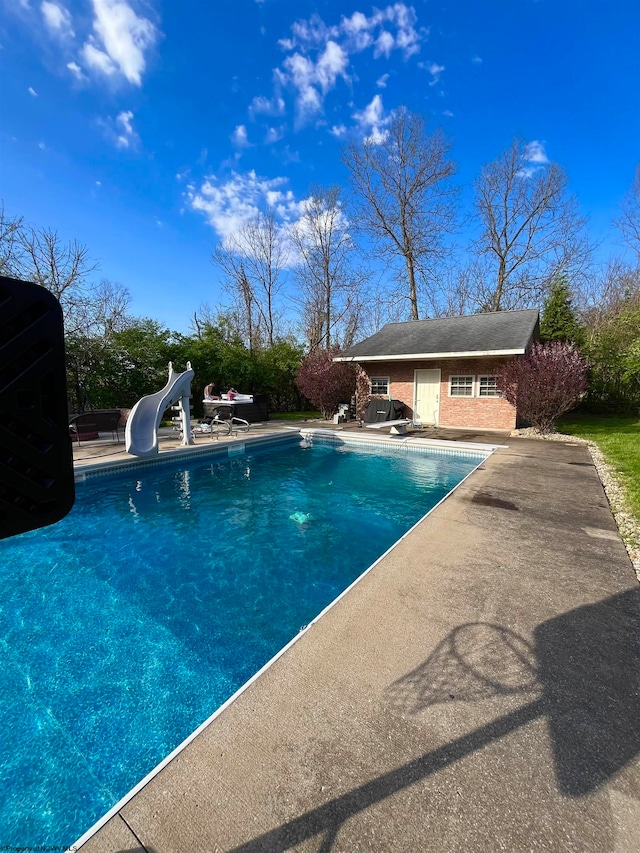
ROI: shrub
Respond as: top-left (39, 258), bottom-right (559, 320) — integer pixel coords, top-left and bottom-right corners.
top-left (498, 342), bottom-right (588, 433)
top-left (295, 347), bottom-right (356, 419)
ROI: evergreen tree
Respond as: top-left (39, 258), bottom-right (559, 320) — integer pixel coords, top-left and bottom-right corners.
top-left (540, 276), bottom-right (583, 344)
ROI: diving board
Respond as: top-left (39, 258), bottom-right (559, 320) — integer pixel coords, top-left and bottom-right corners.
top-left (365, 419), bottom-right (412, 435)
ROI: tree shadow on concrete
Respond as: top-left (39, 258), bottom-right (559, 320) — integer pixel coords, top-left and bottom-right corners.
top-left (228, 586), bottom-right (640, 851)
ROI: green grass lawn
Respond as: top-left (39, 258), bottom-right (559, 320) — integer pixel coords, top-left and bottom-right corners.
top-left (557, 412), bottom-right (640, 521)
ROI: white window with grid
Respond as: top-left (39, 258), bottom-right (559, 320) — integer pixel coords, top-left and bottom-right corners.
top-left (370, 376), bottom-right (389, 396)
top-left (478, 375), bottom-right (500, 397)
top-left (449, 376), bottom-right (474, 397)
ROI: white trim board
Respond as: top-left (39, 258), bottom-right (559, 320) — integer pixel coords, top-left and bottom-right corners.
top-left (334, 348), bottom-right (525, 362)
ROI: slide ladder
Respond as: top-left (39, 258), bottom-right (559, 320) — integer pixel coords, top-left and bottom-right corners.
top-left (125, 362), bottom-right (195, 457)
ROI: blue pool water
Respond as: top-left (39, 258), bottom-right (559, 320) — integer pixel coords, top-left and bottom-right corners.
top-left (0, 434), bottom-right (485, 846)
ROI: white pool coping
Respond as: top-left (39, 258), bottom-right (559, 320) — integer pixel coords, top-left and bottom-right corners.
top-left (73, 430), bottom-right (298, 481)
top-left (70, 430), bottom-right (502, 851)
top-left (300, 428), bottom-right (507, 457)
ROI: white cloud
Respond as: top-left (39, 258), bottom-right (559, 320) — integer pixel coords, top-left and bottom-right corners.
top-left (249, 94), bottom-right (286, 117)
top-left (343, 4), bottom-right (423, 59)
top-left (28, 86), bottom-right (38, 96)
top-left (340, 10), bottom-right (373, 51)
top-left (187, 170), bottom-right (301, 244)
top-left (389, 3), bottom-right (422, 58)
top-left (83, 0), bottom-right (158, 86)
top-left (112, 109), bottom-right (138, 148)
top-left (421, 60), bottom-right (444, 86)
top-left (23, 0), bottom-right (157, 88)
top-left (83, 41), bottom-right (117, 76)
top-left (265, 190), bottom-right (284, 207)
top-left (354, 94), bottom-right (385, 127)
top-left (281, 145), bottom-right (300, 164)
top-left (282, 53), bottom-right (322, 117)
top-left (353, 94), bottom-right (390, 143)
top-left (117, 109), bottom-right (133, 133)
top-left (281, 38), bottom-right (349, 122)
top-left (329, 124), bottom-right (346, 137)
top-left (443, 109), bottom-right (454, 117)
top-left (294, 194), bottom-right (350, 245)
top-left (316, 40), bottom-right (349, 91)
top-left (95, 180), bottom-right (102, 186)
top-left (38, 141), bottom-right (46, 149)
top-left (259, 4), bottom-right (426, 126)
top-left (471, 55), bottom-right (482, 65)
top-left (376, 73), bottom-right (389, 88)
top-left (342, 11), bottom-right (369, 33)
top-left (66, 60), bottom-right (86, 80)
top-left (281, 14), bottom-right (332, 50)
top-left (231, 124), bottom-right (250, 148)
top-left (41, 1), bottom-right (74, 37)
top-left (374, 30), bottom-right (394, 58)
top-left (517, 141), bottom-right (551, 178)
top-left (525, 140), bottom-right (549, 164)
top-left (265, 125), bottom-right (285, 144)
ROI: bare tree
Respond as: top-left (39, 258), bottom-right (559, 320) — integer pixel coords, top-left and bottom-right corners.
top-left (290, 185), bottom-right (366, 351)
top-left (472, 139), bottom-right (588, 312)
top-left (422, 261), bottom-right (490, 318)
top-left (0, 203), bottom-right (25, 277)
top-left (355, 276), bottom-right (405, 339)
top-left (1, 210), bottom-right (100, 319)
top-left (0, 207), bottom-right (136, 410)
top-left (19, 225), bottom-right (101, 340)
top-left (342, 108), bottom-right (458, 320)
top-left (191, 303), bottom-right (229, 340)
top-left (64, 278), bottom-right (131, 409)
top-left (20, 226), bottom-right (98, 301)
top-left (214, 253), bottom-right (265, 353)
top-left (213, 211), bottom-right (288, 349)
top-left (7, 218), bottom-right (126, 344)
top-left (77, 278), bottom-right (130, 339)
top-left (578, 258), bottom-right (640, 339)
top-left (615, 165), bottom-right (640, 260)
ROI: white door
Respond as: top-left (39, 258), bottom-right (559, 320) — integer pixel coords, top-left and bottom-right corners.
top-left (414, 369), bottom-right (441, 425)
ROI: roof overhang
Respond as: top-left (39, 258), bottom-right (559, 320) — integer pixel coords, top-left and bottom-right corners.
top-left (333, 348), bottom-right (526, 362)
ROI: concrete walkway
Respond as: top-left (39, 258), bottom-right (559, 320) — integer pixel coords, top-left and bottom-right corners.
top-left (78, 432), bottom-right (640, 853)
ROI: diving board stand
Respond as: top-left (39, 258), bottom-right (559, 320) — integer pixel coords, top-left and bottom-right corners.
top-left (365, 418), bottom-right (412, 435)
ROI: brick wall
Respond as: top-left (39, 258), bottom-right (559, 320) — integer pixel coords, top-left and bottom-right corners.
top-left (362, 357), bottom-right (517, 430)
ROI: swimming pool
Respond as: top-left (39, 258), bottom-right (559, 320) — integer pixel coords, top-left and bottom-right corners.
top-left (0, 432), bottom-right (488, 846)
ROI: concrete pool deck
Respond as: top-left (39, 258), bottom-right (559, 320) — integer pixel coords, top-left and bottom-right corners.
top-left (75, 427), bottom-right (640, 853)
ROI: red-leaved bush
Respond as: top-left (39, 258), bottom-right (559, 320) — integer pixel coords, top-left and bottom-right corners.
top-left (295, 347), bottom-right (356, 419)
top-left (497, 341), bottom-right (588, 433)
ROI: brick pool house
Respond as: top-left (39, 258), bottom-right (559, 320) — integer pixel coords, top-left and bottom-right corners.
top-left (334, 308), bottom-right (540, 431)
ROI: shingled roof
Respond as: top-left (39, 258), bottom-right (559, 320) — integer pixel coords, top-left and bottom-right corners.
top-left (334, 308), bottom-right (539, 362)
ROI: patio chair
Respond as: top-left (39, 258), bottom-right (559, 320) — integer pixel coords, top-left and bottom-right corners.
top-left (201, 404), bottom-right (250, 438)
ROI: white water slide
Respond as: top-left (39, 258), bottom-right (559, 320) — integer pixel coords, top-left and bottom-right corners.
top-left (125, 362), bottom-right (195, 457)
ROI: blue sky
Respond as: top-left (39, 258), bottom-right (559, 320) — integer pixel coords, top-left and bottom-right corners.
top-left (1, 0), bottom-right (638, 333)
